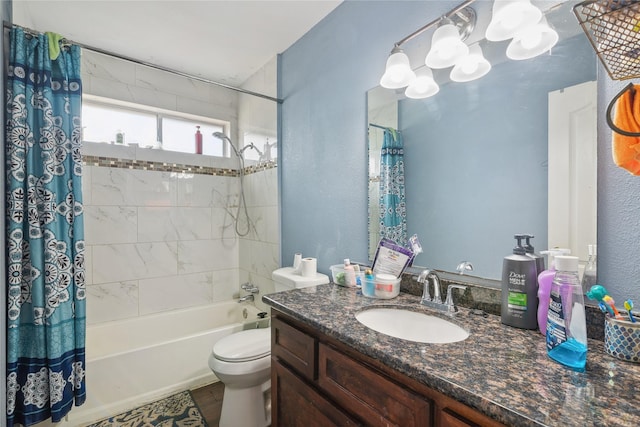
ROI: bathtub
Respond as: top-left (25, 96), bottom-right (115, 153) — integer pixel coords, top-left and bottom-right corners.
top-left (59, 301), bottom-right (269, 426)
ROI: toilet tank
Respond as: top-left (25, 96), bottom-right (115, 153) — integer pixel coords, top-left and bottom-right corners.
top-left (272, 267), bottom-right (329, 292)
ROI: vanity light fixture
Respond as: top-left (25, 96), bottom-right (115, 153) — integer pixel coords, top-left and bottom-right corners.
top-left (380, 46), bottom-right (416, 89)
top-left (450, 44), bottom-right (492, 82)
top-left (405, 67), bottom-right (440, 99)
top-left (485, 0), bottom-right (543, 41)
top-left (378, 0), bottom-right (477, 90)
top-left (425, 21), bottom-right (469, 69)
top-left (506, 16), bottom-right (559, 60)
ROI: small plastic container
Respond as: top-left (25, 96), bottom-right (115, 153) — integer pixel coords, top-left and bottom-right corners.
top-left (362, 273), bottom-right (401, 299)
top-left (330, 264), bottom-right (363, 287)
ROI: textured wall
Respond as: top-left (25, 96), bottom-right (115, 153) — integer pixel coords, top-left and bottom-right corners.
top-left (280, 1), bottom-right (449, 271)
top-left (280, 1), bottom-right (639, 303)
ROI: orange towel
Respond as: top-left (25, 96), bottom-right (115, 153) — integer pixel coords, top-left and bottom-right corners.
top-left (613, 84), bottom-right (640, 175)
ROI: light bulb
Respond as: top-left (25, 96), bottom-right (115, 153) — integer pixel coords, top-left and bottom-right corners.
top-left (450, 44), bottom-right (491, 83)
top-left (380, 47), bottom-right (416, 89)
top-left (520, 30), bottom-right (542, 50)
top-left (461, 59), bottom-right (479, 75)
top-left (405, 68), bottom-right (439, 99)
top-left (486, 0), bottom-right (543, 41)
top-left (425, 24), bottom-right (469, 69)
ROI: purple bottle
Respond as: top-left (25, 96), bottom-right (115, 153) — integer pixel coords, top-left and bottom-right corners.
top-left (537, 248), bottom-right (570, 335)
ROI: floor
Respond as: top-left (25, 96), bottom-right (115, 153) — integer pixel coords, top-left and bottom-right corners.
top-left (191, 381), bottom-right (225, 427)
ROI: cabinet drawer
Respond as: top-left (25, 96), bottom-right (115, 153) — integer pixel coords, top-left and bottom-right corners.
top-left (272, 316), bottom-right (317, 380)
top-left (272, 360), bottom-right (360, 427)
top-left (440, 408), bottom-right (482, 427)
top-left (318, 343), bottom-right (432, 427)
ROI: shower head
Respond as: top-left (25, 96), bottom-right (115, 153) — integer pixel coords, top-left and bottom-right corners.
top-left (213, 131), bottom-right (229, 141)
top-left (213, 132), bottom-right (240, 157)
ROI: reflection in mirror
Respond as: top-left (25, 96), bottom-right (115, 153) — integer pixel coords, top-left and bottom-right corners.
top-left (367, 1), bottom-right (597, 281)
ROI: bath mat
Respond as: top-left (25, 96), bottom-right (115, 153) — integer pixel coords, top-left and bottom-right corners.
top-left (85, 390), bottom-right (209, 427)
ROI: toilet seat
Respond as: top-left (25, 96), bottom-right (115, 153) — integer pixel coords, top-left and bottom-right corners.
top-left (213, 328), bottom-right (270, 362)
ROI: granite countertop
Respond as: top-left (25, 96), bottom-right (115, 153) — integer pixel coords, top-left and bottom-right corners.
top-left (263, 284), bottom-right (640, 427)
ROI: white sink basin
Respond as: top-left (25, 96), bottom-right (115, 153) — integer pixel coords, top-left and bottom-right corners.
top-left (355, 308), bottom-right (469, 344)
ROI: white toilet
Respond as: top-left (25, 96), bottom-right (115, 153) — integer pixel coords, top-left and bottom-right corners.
top-left (208, 268), bottom-right (329, 427)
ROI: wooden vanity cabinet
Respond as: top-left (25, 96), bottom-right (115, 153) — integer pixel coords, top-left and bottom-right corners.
top-left (271, 310), bottom-right (506, 427)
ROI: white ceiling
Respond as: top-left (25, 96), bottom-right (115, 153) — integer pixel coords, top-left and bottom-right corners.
top-left (12, 0), bottom-right (342, 87)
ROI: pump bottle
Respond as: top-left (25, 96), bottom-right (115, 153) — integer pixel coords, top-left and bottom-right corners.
top-left (501, 234), bottom-right (539, 329)
top-left (523, 234), bottom-right (545, 277)
top-left (195, 126), bottom-right (203, 154)
top-left (581, 244), bottom-right (597, 295)
top-left (537, 248), bottom-right (571, 335)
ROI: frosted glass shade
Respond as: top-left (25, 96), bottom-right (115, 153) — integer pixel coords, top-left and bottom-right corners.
top-left (380, 48), bottom-right (416, 89)
top-left (450, 45), bottom-right (492, 82)
top-left (506, 18), bottom-right (559, 60)
top-left (405, 68), bottom-right (439, 99)
top-left (485, 0), bottom-right (542, 41)
top-left (425, 24), bottom-right (469, 69)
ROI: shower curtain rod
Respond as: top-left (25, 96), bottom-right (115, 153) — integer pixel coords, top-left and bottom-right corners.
top-left (2, 21), bottom-right (283, 104)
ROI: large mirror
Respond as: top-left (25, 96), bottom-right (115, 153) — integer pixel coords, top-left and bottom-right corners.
top-left (368, 1), bottom-right (597, 281)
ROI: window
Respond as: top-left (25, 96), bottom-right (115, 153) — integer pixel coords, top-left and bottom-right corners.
top-left (82, 98), bottom-right (229, 156)
top-left (162, 117), bottom-right (224, 157)
top-left (83, 103), bottom-right (157, 146)
top-left (242, 132), bottom-right (277, 162)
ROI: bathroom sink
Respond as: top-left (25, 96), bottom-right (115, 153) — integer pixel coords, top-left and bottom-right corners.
top-left (355, 308), bottom-right (469, 344)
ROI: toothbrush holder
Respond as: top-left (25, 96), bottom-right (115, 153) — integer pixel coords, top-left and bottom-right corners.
top-left (604, 316), bottom-right (640, 363)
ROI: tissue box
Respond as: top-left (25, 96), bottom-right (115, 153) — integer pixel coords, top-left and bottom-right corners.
top-left (605, 316), bottom-right (640, 363)
top-left (362, 273), bottom-right (400, 299)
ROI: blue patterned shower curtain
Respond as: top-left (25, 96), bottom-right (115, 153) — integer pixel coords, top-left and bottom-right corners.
top-left (379, 128), bottom-right (407, 245)
top-left (5, 27), bottom-right (86, 426)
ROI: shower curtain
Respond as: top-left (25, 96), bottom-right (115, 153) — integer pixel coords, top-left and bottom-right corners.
top-left (379, 128), bottom-right (407, 245)
top-left (5, 27), bottom-right (86, 426)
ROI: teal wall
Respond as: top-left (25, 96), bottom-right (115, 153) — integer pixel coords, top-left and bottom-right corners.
top-left (280, 0), bottom-right (640, 303)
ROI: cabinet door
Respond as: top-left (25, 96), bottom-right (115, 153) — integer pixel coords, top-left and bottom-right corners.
top-left (272, 359), bottom-right (360, 427)
top-left (318, 343), bottom-right (432, 427)
top-left (272, 316), bottom-right (317, 380)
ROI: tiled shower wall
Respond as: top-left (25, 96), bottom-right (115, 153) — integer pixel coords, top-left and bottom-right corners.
top-left (83, 154), bottom-right (246, 324)
top-left (81, 51), bottom-right (278, 324)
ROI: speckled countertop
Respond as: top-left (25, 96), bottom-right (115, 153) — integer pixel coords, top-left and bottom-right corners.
top-left (263, 284), bottom-right (640, 427)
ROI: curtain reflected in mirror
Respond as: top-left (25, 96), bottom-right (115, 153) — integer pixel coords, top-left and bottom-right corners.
top-left (367, 3), bottom-right (597, 280)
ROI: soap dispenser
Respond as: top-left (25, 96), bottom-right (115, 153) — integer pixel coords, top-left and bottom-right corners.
top-left (581, 244), bottom-right (597, 295)
top-left (501, 234), bottom-right (539, 329)
top-left (523, 234), bottom-right (545, 277)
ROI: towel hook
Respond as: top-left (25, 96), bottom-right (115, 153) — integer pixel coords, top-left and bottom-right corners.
top-left (606, 83), bottom-right (640, 137)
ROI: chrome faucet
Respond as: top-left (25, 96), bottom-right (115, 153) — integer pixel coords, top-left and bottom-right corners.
top-left (416, 269), bottom-right (467, 315)
top-left (456, 261), bottom-right (474, 275)
top-left (238, 282), bottom-right (259, 303)
top-left (238, 294), bottom-right (255, 303)
top-left (444, 285), bottom-right (468, 314)
top-left (417, 269), bottom-right (442, 305)
top-left (241, 282), bottom-right (260, 294)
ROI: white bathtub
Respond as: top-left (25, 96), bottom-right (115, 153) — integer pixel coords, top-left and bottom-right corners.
top-left (56, 301), bottom-right (269, 426)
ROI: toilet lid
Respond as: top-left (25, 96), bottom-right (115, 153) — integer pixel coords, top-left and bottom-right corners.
top-left (213, 328), bottom-right (270, 362)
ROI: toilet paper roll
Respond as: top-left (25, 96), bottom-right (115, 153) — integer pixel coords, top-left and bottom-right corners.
top-left (300, 257), bottom-right (317, 278)
top-left (293, 253), bottom-right (302, 271)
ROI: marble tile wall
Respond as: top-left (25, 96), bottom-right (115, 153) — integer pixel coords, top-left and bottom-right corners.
top-left (80, 50), bottom-right (279, 324)
top-left (83, 163), bottom-right (244, 324)
top-left (238, 166), bottom-right (280, 312)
